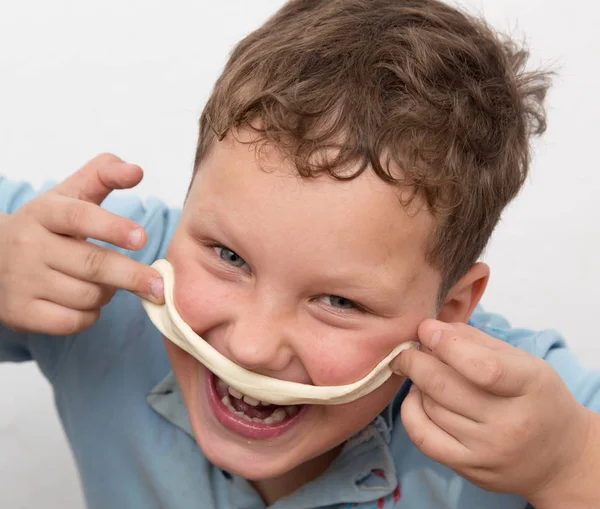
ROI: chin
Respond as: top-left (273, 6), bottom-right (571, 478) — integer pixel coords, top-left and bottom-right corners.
top-left (195, 436), bottom-right (298, 480)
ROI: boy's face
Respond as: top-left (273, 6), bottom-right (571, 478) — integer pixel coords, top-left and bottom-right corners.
top-left (165, 129), bottom-right (441, 480)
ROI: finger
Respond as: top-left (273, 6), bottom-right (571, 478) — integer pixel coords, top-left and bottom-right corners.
top-left (401, 385), bottom-right (469, 466)
top-left (40, 269), bottom-right (116, 311)
top-left (392, 348), bottom-right (492, 421)
top-left (419, 325), bottom-right (536, 396)
top-left (53, 153), bottom-right (143, 204)
top-left (24, 300), bottom-right (100, 336)
top-left (38, 194), bottom-right (147, 250)
top-left (46, 237), bottom-right (164, 304)
top-left (421, 392), bottom-right (480, 445)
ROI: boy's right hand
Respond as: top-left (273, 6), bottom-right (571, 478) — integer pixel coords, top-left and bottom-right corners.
top-left (0, 153), bottom-right (165, 335)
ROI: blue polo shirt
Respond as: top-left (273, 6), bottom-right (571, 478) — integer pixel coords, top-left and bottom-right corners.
top-left (1, 176), bottom-right (599, 509)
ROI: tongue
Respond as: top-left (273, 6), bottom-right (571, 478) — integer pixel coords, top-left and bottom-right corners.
top-left (231, 397), bottom-right (279, 419)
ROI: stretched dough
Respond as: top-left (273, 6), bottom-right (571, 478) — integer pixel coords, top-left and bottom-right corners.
top-left (142, 259), bottom-right (418, 406)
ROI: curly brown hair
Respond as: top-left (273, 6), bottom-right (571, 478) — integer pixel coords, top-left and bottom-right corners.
top-left (193, 0), bottom-right (551, 302)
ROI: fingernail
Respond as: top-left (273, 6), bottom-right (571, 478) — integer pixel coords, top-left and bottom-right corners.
top-left (430, 330), bottom-right (442, 350)
top-left (151, 278), bottom-right (164, 300)
top-left (128, 228), bottom-right (143, 248)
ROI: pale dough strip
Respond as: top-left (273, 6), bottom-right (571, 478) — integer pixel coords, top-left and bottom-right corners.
top-left (142, 259), bottom-right (418, 406)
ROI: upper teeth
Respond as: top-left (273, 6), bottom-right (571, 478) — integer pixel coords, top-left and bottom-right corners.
top-left (228, 386), bottom-right (243, 400)
top-left (242, 394), bottom-right (260, 406)
top-left (223, 381), bottom-right (269, 406)
top-left (216, 376), bottom-right (300, 422)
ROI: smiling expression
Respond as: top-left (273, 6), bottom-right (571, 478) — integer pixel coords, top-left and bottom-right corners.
top-left (163, 129), bottom-right (441, 482)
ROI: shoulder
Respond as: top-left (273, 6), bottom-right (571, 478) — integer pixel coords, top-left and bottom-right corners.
top-left (468, 306), bottom-right (566, 356)
top-left (466, 306), bottom-right (600, 412)
top-left (0, 176), bottom-right (53, 213)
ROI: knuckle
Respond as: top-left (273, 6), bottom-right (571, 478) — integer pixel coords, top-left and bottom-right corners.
top-left (122, 262), bottom-right (151, 292)
top-left (18, 199), bottom-right (40, 218)
top-left (421, 400), bottom-right (434, 421)
top-left (79, 284), bottom-right (104, 306)
top-left (9, 226), bottom-right (37, 251)
top-left (94, 153), bottom-right (120, 165)
top-left (425, 372), bottom-right (447, 397)
top-left (62, 202), bottom-right (87, 231)
top-left (82, 248), bottom-right (108, 280)
top-left (63, 310), bottom-right (99, 335)
top-left (61, 315), bottom-right (82, 335)
top-left (492, 441), bottom-right (517, 468)
top-left (421, 394), bottom-right (436, 415)
top-left (128, 268), bottom-right (148, 294)
top-left (395, 350), bottom-right (414, 376)
top-left (410, 429), bottom-right (426, 451)
top-left (86, 309), bottom-right (101, 327)
top-left (510, 412), bottom-right (535, 440)
top-left (475, 356), bottom-right (506, 389)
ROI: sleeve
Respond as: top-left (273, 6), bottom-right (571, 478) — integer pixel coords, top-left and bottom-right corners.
top-left (544, 346), bottom-right (600, 412)
top-left (0, 175), bottom-right (180, 382)
top-left (0, 176), bottom-right (49, 214)
top-left (470, 306), bottom-right (600, 413)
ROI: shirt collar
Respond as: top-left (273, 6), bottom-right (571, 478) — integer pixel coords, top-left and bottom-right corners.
top-left (146, 371), bottom-right (193, 436)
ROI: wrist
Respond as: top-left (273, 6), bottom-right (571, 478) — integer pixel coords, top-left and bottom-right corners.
top-left (527, 408), bottom-right (600, 508)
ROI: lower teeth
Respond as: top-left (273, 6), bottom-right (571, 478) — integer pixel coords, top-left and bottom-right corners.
top-left (220, 394), bottom-right (293, 424)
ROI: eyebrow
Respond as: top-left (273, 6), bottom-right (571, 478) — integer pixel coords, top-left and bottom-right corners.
top-left (319, 268), bottom-right (404, 307)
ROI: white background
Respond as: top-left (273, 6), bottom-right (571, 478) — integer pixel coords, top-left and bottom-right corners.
top-left (0, 0), bottom-right (598, 507)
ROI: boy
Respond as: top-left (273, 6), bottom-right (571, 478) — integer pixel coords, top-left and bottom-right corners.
top-left (1, 1), bottom-right (599, 508)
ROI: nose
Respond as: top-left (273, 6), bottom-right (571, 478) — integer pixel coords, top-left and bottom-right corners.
top-left (223, 305), bottom-right (295, 375)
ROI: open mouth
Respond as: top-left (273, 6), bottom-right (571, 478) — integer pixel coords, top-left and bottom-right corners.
top-left (205, 370), bottom-right (309, 439)
top-left (216, 376), bottom-right (301, 423)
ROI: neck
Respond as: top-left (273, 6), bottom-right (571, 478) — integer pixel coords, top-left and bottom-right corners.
top-left (251, 444), bottom-right (343, 506)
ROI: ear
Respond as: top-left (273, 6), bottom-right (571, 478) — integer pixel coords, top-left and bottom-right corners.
top-left (437, 262), bottom-right (489, 324)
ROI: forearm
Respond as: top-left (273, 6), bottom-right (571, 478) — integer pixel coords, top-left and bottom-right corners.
top-left (528, 409), bottom-right (600, 508)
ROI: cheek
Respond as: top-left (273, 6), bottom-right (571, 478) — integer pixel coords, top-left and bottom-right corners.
top-left (167, 255), bottom-right (229, 331)
top-left (309, 326), bottom-right (418, 387)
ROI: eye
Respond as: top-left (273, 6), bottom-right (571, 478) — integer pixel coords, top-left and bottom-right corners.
top-left (318, 295), bottom-right (359, 310)
top-left (214, 245), bottom-right (248, 269)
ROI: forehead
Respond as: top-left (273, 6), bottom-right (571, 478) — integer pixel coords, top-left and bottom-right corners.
top-left (185, 131), bottom-right (436, 283)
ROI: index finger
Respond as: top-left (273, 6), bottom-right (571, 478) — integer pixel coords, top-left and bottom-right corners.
top-left (53, 153), bottom-right (144, 204)
top-left (48, 237), bottom-right (164, 304)
top-left (418, 326), bottom-right (536, 397)
top-left (392, 347), bottom-right (492, 422)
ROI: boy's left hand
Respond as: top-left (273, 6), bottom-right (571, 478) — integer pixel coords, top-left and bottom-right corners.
top-left (392, 320), bottom-right (593, 502)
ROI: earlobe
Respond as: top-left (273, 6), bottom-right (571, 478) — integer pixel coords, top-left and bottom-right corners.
top-left (437, 262), bottom-right (490, 323)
